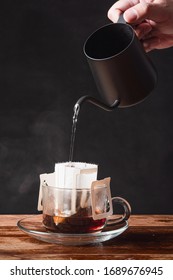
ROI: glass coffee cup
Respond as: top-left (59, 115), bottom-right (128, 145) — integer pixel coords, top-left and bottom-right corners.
top-left (42, 179), bottom-right (131, 234)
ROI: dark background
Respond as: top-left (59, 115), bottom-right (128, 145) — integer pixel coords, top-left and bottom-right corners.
top-left (0, 0), bottom-right (173, 214)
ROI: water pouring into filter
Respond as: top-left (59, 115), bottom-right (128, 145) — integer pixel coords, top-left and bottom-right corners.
top-left (37, 14), bottom-right (157, 234)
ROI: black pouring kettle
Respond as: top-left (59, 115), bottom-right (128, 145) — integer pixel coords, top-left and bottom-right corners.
top-left (75, 14), bottom-right (157, 111)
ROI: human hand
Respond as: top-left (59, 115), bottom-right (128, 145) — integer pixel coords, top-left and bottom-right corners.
top-left (108, 0), bottom-right (173, 51)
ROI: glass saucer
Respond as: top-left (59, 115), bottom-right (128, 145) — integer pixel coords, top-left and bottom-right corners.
top-left (17, 215), bottom-right (128, 246)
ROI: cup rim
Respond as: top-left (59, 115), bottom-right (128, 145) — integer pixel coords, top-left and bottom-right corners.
top-left (42, 184), bottom-right (107, 192)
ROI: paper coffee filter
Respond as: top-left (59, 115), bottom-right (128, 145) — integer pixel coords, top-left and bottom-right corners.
top-left (38, 162), bottom-right (98, 211)
top-left (55, 162), bottom-right (98, 189)
top-left (37, 172), bottom-right (55, 211)
top-left (54, 162), bottom-right (98, 214)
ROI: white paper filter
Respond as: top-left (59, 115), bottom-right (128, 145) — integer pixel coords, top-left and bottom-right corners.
top-left (55, 162), bottom-right (98, 189)
top-left (38, 162), bottom-right (98, 212)
top-left (55, 162), bottom-right (98, 213)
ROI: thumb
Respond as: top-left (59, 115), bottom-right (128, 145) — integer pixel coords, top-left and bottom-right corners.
top-left (123, 1), bottom-right (158, 23)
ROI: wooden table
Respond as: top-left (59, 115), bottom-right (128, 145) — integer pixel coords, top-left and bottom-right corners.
top-left (0, 215), bottom-right (173, 260)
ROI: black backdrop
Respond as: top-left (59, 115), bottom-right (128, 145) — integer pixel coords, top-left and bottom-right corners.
top-left (0, 0), bottom-right (173, 214)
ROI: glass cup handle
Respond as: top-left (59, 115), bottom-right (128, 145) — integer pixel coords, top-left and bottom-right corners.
top-left (107, 197), bottom-right (131, 225)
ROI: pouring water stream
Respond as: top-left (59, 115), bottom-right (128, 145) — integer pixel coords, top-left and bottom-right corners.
top-left (68, 95), bottom-right (120, 164)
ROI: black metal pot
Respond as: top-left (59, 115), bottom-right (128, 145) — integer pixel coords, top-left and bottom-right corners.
top-left (83, 15), bottom-right (157, 108)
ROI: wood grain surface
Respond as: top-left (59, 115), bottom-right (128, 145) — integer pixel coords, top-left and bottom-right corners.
top-left (0, 215), bottom-right (173, 260)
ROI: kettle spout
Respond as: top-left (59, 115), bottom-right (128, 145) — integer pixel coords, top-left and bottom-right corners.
top-left (74, 95), bottom-right (120, 112)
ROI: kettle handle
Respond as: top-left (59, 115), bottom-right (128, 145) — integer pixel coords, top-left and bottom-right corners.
top-left (117, 13), bottom-right (126, 24)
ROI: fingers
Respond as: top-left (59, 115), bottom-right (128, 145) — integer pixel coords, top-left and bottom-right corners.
top-left (142, 34), bottom-right (173, 51)
top-left (134, 21), bottom-right (152, 39)
top-left (108, 0), bottom-right (158, 24)
top-left (123, 1), bottom-right (152, 23)
top-left (108, 1), bottom-right (173, 52)
top-left (142, 37), bottom-right (162, 51)
top-left (107, 0), bottom-right (140, 23)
